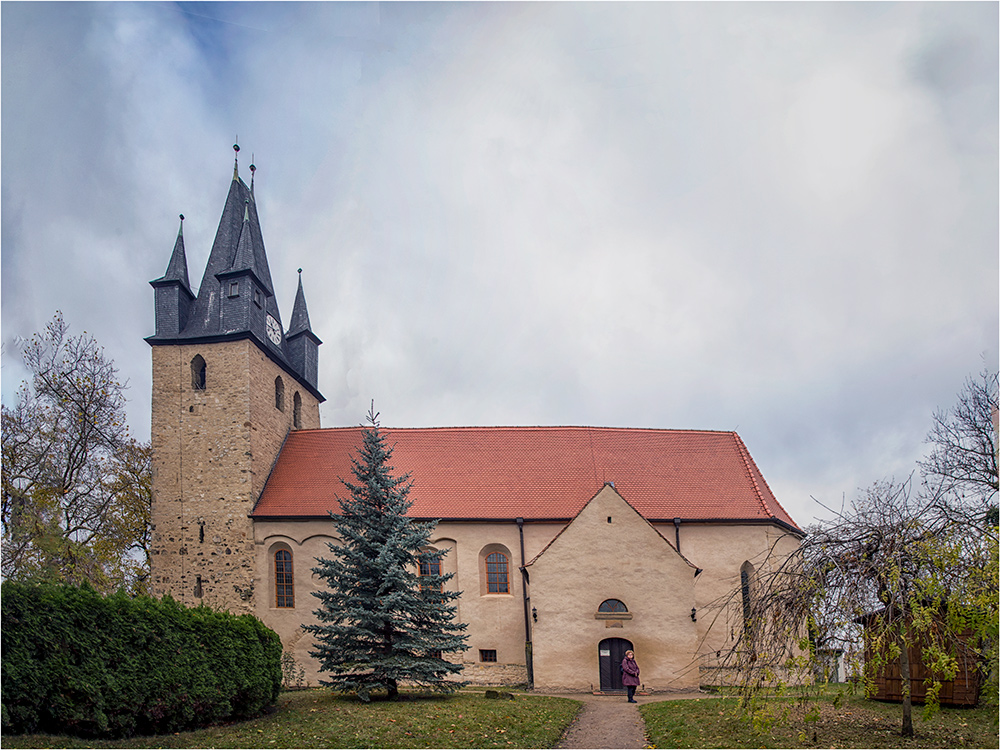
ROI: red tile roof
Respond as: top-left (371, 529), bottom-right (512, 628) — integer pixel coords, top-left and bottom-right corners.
top-left (252, 426), bottom-right (798, 528)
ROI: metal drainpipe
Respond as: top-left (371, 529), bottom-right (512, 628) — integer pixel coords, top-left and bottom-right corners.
top-left (673, 518), bottom-right (682, 554)
top-left (517, 517), bottom-right (534, 689)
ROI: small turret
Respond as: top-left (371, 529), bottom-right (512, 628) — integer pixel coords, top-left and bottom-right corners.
top-left (286, 268), bottom-right (322, 389)
top-left (150, 215), bottom-right (195, 336)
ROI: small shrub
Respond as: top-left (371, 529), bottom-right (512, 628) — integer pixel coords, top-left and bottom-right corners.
top-left (280, 650), bottom-right (306, 689)
top-left (1, 581), bottom-right (282, 738)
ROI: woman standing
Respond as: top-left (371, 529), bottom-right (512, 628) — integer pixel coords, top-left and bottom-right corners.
top-left (621, 649), bottom-right (640, 703)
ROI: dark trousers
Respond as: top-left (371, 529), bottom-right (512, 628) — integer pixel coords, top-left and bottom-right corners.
top-left (626, 685), bottom-right (637, 701)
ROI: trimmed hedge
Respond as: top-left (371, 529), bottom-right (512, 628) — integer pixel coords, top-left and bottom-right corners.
top-left (1, 581), bottom-right (282, 738)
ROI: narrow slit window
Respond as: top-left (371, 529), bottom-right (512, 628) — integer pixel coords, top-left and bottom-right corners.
top-left (293, 392), bottom-right (302, 428)
top-left (275, 550), bottom-right (294, 608)
top-left (275, 376), bottom-right (285, 411)
top-left (191, 355), bottom-right (206, 390)
top-left (741, 568), bottom-right (752, 623)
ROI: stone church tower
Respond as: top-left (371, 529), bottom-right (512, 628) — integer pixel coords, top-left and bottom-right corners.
top-left (146, 147), bottom-right (323, 613)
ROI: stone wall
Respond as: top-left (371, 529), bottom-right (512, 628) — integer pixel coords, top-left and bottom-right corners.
top-left (459, 662), bottom-right (529, 687)
top-left (150, 339), bottom-right (320, 615)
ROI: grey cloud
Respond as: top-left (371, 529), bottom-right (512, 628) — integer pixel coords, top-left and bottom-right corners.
top-left (2, 2), bottom-right (996, 529)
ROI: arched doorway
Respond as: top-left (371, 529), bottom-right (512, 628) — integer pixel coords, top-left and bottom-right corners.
top-left (598, 637), bottom-right (634, 692)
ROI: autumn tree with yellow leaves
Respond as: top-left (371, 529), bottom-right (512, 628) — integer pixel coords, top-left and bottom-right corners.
top-left (2, 313), bottom-right (151, 594)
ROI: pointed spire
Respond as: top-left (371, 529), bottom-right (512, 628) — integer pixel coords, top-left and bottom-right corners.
top-left (233, 141), bottom-right (240, 180)
top-left (288, 268), bottom-right (314, 337)
top-left (160, 213), bottom-right (192, 292)
top-left (230, 200), bottom-right (256, 273)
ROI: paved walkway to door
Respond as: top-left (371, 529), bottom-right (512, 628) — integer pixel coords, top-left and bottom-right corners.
top-left (544, 691), bottom-right (705, 749)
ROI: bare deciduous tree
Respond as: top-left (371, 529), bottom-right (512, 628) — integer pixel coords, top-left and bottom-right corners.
top-left (919, 367), bottom-right (999, 536)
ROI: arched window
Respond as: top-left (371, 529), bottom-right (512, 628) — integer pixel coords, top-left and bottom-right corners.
top-left (293, 391), bottom-right (302, 428)
top-left (598, 599), bottom-right (628, 614)
top-left (275, 376), bottom-right (285, 411)
top-left (486, 552), bottom-right (509, 593)
top-left (275, 549), bottom-right (294, 608)
top-left (419, 552), bottom-right (442, 598)
top-left (191, 355), bottom-right (206, 390)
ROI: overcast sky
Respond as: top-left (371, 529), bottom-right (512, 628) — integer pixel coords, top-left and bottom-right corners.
top-left (2, 1), bottom-right (997, 527)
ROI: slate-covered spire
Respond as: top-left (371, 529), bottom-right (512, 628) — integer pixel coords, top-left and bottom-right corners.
top-left (149, 214), bottom-right (195, 337)
top-left (286, 268), bottom-right (322, 390)
top-left (146, 147), bottom-right (323, 403)
top-left (183, 166), bottom-right (277, 342)
top-left (288, 269), bottom-right (313, 337)
top-left (161, 215), bottom-right (193, 293)
top-left (228, 201), bottom-right (266, 287)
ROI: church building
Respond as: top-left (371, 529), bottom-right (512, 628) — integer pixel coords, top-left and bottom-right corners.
top-left (147, 149), bottom-right (802, 693)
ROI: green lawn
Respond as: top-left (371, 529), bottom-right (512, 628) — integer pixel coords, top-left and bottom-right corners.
top-left (641, 691), bottom-right (999, 748)
top-left (6, 686), bottom-right (997, 749)
top-left (1, 690), bottom-right (580, 749)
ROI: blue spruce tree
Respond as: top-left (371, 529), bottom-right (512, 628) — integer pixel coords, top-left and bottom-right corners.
top-left (304, 406), bottom-right (468, 701)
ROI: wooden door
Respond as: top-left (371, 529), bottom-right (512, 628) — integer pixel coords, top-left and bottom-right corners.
top-left (598, 638), bottom-right (634, 692)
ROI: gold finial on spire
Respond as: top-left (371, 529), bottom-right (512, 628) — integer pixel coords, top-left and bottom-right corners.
top-left (250, 153), bottom-right (256, 194)
top-left (178, 214), bottom-right (184, 236)
top-left (233, 139), bottom-right (240, 180)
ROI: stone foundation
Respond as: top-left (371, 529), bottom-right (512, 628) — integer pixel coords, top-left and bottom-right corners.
top-left (458, 662), bottom-right (528, 687)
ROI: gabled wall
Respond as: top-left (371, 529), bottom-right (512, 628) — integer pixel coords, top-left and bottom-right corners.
top-left (527, 485), bottom-right (700, 692)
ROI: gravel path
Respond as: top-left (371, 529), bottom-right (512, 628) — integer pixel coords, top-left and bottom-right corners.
top-left (545, 691), bottom-right (705, 749)
top-left (554, 696), bottom-right (646, 749)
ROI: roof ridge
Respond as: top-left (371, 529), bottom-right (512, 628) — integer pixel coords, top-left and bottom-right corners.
top-left (297, 424), bottom-right (739, 434)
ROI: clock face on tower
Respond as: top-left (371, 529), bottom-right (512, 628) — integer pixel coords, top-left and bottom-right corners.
top-left (266, 315), bottom-right (282, 345)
